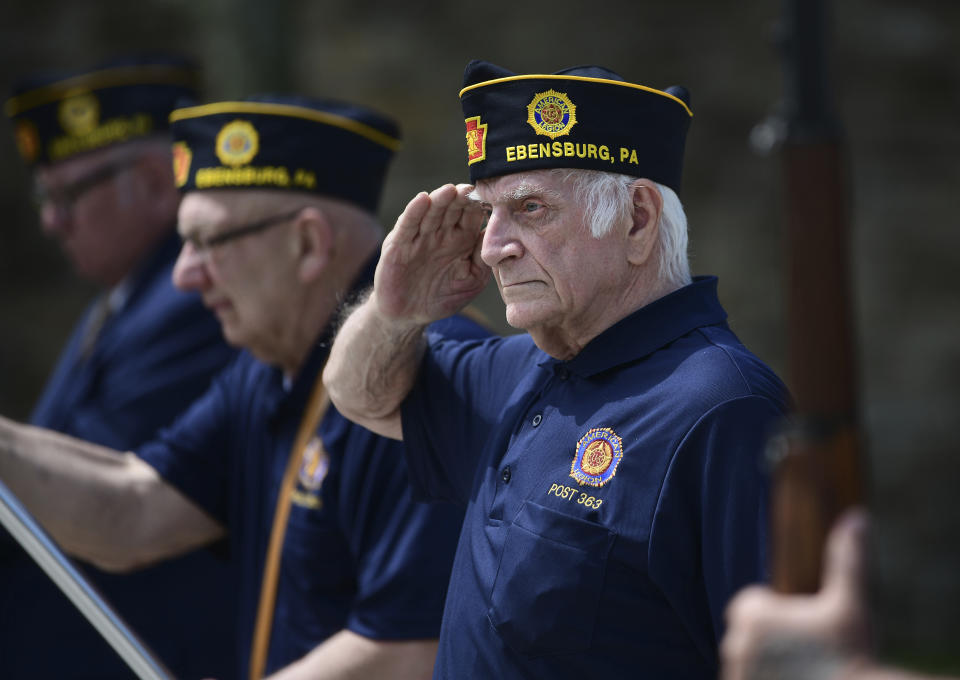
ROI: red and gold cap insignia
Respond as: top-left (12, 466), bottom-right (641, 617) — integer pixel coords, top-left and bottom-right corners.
top-left (171, 141), bottom-right (192, 188)
top-left (464, 115), bottom-right (488, 165)
top-left (215, 119), bottom-right (259, 167)
top-left (570, 427), bottom-right (623, 487)
top-left (14, 120), bottom-right (39, 163)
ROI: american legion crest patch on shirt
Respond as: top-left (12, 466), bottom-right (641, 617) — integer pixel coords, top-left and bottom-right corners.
top-left (291, 435), bottom-right (329, 510)
top-left (570, 427), bottom-right (623, 487)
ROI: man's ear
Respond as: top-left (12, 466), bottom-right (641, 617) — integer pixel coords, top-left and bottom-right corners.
top-left (294, 206), bottom-right (333, 283)
top-left (626, 179), bottom-right (662, 267)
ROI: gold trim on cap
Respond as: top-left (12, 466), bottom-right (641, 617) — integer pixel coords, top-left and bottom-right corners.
top-left (170, 101), bottom-right (402, 151)
top-left (459, 74), bottom-right (693, 117)
top-left (4, 64), bottom-right (197, 118)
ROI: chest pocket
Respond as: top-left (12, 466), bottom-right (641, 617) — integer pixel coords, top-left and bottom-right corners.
top-left (487, 500), bottom-right (615, 658)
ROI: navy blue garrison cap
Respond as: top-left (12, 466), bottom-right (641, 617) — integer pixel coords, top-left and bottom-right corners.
top-left (168, 95), bottom-right (401, 213)
top-left (5, 54), bottom-right (199, 166)
top-left (459, 59), bottom-right (692, 192)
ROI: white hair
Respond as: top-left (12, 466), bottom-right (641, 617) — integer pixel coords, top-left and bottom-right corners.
top-left (552, 168), bottom-right (692, 288)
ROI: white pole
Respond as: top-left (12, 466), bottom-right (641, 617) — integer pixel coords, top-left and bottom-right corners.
top-left (0, 478), bottom-right (173, 680)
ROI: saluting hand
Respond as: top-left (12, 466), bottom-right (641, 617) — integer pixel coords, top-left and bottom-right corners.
top-left (374, 183), bottom-right (489, 324)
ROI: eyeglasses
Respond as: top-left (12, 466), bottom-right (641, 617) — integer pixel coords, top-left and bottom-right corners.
top-left (33, 157), bottom-right (140, 215)
top-left (181, 207), bottom-right (306, 254)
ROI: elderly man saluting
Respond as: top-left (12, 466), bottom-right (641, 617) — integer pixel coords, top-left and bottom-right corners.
top-left (324, 60), bottom-right (790, 679)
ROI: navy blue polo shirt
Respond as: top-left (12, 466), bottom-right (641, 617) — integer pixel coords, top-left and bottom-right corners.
top-left (137, 295), bottom-right (486, 677)
top-left (401, 276), bottom-right (790, 679)
top-left (0, 232), bottom-right (238, 680)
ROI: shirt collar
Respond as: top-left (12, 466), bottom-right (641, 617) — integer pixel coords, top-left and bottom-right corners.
top-left (539, 276), bottom-right (728, 378)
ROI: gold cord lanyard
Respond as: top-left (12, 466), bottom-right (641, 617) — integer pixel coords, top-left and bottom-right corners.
top-left (248, 372), bottom-right (330, 680)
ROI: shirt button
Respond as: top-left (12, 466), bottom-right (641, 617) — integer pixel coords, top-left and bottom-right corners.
top-left (532, 414), bottom-right (542, 427)
top-left (557, 366), bottom-right (569, 380)
top-left (501, 466), bottom-right (512, 483)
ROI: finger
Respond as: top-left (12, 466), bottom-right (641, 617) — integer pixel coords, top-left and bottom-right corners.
top-left (470, 230), bottom-right (490, 280)
top-left (417, 184), bottom-right (459, 236)
top-left (439, 184), bottom-right (481, 234)
top-left (821, 507), bottom-right (869, 603)
top-left (722, 587), bottom-right (773, 680)
top-left (459, 183), bottom-right (490, 235)
top-left (458, 197), bottom-right (487, 235)
top-left (390, 191), bottom-right (433, 244)
top-left (454, 182), bottom-right (477, 206)
top-left (438, 194), bottom-right (467, 233)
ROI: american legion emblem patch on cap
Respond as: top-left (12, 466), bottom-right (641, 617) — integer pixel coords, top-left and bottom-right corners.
top-left (571, 427), bottom-right (624, 487)
top-left (459, 60), bottom-right (692, 192)
top-left (4, 54), bottom-right (199, 166)
top-left (169, 95), bottom-right (401, 213)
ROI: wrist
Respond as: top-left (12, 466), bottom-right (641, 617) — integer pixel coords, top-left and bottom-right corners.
top-left (368, 290), bottom-right (430, 333)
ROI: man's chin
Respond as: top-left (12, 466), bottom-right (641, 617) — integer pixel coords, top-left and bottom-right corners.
top-left (219, 322), bottom-right (247, 349)
top-left (504, 303), bottom-right (549, 331)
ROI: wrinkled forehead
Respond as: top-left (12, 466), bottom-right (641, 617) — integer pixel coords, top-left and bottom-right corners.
top-left (35, 144), bottom-right (120, 187)
top-left (178, 188), bottom-right (290, 231)
top-left (471, 170), bottom-right (567, 205)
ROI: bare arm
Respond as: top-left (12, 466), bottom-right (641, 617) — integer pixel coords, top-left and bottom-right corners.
top-left (0, 415), bottom-right (224, 571)
top-left (324, 183), bottom-right (488, 440)
top-left (265, 631), bottom-right (438, 680)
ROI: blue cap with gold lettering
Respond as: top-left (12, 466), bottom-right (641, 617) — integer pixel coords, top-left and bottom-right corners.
top-left (459, 60), bottom-right (692, 192)
top-left (5, 54), bottom-right (199, 166)
top-left (168, 95), bottom-right (401, 213)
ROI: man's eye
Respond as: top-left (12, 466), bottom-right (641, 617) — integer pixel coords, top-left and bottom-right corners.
top-left (523, 202), bottom-right (540, 212)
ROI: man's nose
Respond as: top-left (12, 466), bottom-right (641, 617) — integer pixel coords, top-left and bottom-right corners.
top-left (480, 213), bottom-right (523, 267)
top-left (172, 242), bottom-right (210, 292)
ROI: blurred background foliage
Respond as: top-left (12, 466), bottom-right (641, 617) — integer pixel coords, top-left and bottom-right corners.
top-left (1, 0), bottom-right (957, 668)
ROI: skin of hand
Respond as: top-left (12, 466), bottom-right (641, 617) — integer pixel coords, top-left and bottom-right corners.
top-left (721, 508), bottom-right (871, 680)
top-left (373, 183), bottom-right (489, 324)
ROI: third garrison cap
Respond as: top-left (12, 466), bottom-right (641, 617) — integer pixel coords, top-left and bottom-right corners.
top-left (459, 59), bottom-right (693, 192)
top-left (169, 95), bottom-right (401, 213)
top-left (5, 54), bottom-right (199, 166)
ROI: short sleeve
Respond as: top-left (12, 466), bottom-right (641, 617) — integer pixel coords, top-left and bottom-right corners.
top-left (648, 395), bottom-right (783, 663)
top-left (136, 367), bottom-right (236, 523)
top-left (337, 428), bottom-right (464, 639)
top-left (401, 334), bottom-right (534, 505)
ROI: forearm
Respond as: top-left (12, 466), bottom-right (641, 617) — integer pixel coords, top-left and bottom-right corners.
top-left (0, 415), bottom-right (223, 570)
top-left (266, 630), bottom-right (438, 680)
top-left (324, 291), bottom-right (428, 440)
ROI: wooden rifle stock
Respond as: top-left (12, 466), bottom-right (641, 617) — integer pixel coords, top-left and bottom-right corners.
top-left (768, 1), bottom-right (865, 594)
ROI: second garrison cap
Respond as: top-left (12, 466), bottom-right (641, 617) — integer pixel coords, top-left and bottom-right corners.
top-left (5, 54), bottom-right (199, 166)
top-left (459, 60), bottom-right (693, 192)
top-left (169, 95), bottom-right (401, 213)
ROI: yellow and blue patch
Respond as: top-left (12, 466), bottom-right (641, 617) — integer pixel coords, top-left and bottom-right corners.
top-left (526, 89), bottom-right (577, 139)
top-left (215, 119), bottom-right (259, 167)
top-left (570, 427), bottom-right (623, 487)
top-left (58, 92), bottom-right (100, 136)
